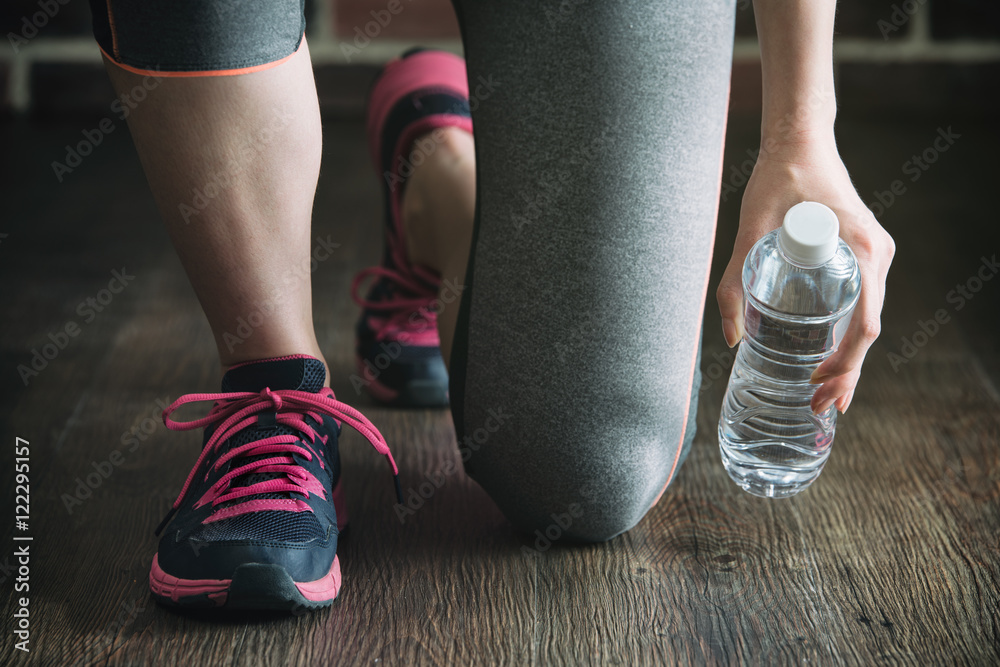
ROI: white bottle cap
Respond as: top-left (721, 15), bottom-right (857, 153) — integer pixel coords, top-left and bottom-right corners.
top-left (779, 201), bottom-right (840, 268)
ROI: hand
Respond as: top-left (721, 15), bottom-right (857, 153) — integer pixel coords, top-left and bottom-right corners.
top-left (716, 132), bottom-right (895, 414)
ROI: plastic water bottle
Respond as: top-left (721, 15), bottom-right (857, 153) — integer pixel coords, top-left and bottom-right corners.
top-left (719, 201), bottom-right (861, 498)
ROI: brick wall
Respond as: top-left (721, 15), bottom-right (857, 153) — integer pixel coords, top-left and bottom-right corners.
top-left (1, 0), bottom-right (998, 118)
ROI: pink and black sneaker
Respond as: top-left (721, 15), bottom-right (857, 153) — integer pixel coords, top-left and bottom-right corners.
top-left (149, 355), bottom-right (400, 611)
top-left (350, 49), bottom-right (473, 407)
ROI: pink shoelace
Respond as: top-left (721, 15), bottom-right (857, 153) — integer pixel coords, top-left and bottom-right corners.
top-left (351, 264), bottom-right (440, 342)
top-left (154, 386), bottom-right (401, 536)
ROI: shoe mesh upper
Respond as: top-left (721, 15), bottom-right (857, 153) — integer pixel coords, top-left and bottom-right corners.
top-left (190, 418), bottom-right (330, 544)
top-left (190, 509), bottom-right (325, 543)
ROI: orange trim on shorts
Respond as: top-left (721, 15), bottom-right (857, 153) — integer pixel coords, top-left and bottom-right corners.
top-left (97, 42), bottom-right (299, 78)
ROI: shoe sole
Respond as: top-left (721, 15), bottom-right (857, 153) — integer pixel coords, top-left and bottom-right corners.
top-left (393, 379), bottom-right (449, 408)
top-left (149, 553), bottom-right (342, 612)
top-left (367, 377), bottom-right (449, 408)
top-left (356, 356), bottom-right (450, 408)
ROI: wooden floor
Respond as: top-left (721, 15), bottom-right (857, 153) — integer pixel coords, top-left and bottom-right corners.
top-left (1, 111), bottom-right (998, 666)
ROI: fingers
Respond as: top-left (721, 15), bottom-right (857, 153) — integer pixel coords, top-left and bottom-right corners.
top-left (811, 368), bottom-right (858, 414)
top-left (811, 214), bottom-right (894, 384)
top-left (808, 206), bottom-right (894, 414)
top-left (810, 277), bottom-right (880, 384)
top-left (835, 389), bottom-right (854, 414)
top-left (716, 260), bottom-right (745, 348)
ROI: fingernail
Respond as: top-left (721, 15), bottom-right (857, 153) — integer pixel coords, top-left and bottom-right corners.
top-left (843, 391), bottom-right (854, 414)
top-left (810, 371), bottom-right (830, 385)
top-left (813, 397), bottom-right (835, 415)
top-left (723, 318), bottom-right (738, 348)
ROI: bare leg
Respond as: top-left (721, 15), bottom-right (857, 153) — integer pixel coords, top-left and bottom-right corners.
top-left (104, 40), bottom-right (327, 381)
top-left (401, 126), bottom-right (477, 368)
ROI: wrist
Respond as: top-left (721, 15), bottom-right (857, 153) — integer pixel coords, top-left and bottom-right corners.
top-left (759, 120), bottom-right (837, 160)
top-left (760, 86), bottom-right (837, 149)
top-left (753, 122), bottom-right (841, 176)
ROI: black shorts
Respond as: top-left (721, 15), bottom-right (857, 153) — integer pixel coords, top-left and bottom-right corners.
top-left (88, 0), bottom-right (305, 75)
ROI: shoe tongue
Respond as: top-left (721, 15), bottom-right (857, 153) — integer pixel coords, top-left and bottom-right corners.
top-left (221, 356), bottom-right (326, 393)
top-left (214, 356), bottom-right (326, 508)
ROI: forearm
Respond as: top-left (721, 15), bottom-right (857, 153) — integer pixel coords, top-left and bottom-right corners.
top-left (753, 0), bottom-right (838, 145)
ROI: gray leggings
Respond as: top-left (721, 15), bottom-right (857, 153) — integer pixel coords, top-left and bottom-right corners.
top-left (449, 0), bottom-right (736, 541)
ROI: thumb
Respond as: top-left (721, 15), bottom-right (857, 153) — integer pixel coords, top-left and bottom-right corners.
top-left (717, 212), bottom-right (772, 348)
top-left (716, 255), bottom-right (745, 348)
top-left (719, 174), bottom-right (795, 346)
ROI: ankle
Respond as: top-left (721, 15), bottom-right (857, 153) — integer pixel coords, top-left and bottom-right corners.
top-left (401, 127), bottom-right (476, 274)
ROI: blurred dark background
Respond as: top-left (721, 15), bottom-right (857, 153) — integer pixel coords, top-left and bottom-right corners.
top-left (1, 0), bottom-right (998, 118)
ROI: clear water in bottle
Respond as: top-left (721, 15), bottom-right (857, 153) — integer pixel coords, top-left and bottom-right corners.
top-left (719, 202), bottom-right (861, 498)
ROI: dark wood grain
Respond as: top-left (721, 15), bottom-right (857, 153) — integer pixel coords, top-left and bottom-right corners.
top-left (0, 113), bottom-right (997, 666)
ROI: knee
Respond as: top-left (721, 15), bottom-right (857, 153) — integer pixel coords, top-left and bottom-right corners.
top-left (462, 398), bottom-right (699, 543)
top-left (512, 478), bottom-right (659, 543)
top-left (456, 349), bottom-right (702, 544)
top-left (469, 456), bottom-right (670, 543)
